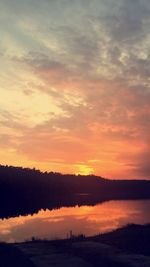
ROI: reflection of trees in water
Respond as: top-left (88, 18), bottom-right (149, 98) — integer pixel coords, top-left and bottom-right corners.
top-left (0, 165), bottom-right (150, 219)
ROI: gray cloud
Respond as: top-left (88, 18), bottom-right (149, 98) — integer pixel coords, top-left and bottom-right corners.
top-left (102, 0), bottom-right (149, 42)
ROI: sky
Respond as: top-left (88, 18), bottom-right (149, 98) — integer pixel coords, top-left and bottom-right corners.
top-left (0, 0), bottom-right (150, 179)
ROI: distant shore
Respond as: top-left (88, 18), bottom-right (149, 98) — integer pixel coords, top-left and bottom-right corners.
top-left (1, 165), bottom-right (150, 219)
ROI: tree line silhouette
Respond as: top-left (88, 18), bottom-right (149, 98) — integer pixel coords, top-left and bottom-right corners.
top-left (0, 164), bottom-right (150, 218)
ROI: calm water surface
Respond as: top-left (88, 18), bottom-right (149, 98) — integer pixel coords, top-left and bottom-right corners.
top-left (1, 199), bottom-right (150, 243)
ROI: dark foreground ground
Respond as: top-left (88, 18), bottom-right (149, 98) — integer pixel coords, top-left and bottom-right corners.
top-left (1, 224), bottom-right (150, 267)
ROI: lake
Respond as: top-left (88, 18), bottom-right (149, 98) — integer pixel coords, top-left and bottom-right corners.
top-left (0, 199), bottom-right (150, 243)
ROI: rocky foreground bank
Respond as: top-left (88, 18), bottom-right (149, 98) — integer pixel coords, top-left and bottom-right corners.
top-left (1, 224), bottom-right (150, 267)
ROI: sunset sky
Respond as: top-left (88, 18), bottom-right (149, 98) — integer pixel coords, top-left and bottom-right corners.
top-left (0, 0), bottom-right (150, 179)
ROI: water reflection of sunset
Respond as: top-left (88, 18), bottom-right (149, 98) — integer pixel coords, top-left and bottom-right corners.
top-left (0, 200), bottom-right (150, 243)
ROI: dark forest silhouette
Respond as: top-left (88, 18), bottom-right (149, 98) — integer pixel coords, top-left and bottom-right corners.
top-left (0, 164), bottom-right (150, 219)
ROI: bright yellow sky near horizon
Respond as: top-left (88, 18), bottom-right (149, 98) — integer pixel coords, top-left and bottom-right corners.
top-left (0, 0), bottom-right (150, 179)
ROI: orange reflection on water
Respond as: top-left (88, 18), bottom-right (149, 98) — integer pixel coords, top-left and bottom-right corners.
top-left (0, 200), bottom-right (150, 243)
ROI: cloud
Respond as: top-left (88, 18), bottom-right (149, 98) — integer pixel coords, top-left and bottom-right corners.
top-left (119, 143), bottom-right (150, 179)
top-left (0, 0), bottom-right (150, 178)
top-left (101, 0), bottom-right (149, 43)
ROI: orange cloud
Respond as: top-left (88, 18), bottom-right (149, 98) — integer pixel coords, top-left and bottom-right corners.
top-left (0, 0), bottom-right (150, 178)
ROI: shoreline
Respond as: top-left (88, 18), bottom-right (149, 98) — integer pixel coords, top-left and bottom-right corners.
top-left (1, 223), bottom-right (150, 267)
